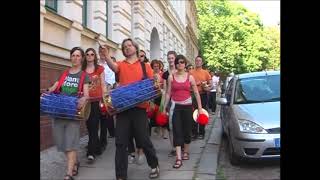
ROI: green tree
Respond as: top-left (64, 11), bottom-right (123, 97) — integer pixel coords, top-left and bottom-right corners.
top-left (196, 0), bottom-right (280, 74)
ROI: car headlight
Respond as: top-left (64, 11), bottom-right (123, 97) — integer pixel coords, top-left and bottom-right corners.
top-left (238, 119), bottom-right (268, 133)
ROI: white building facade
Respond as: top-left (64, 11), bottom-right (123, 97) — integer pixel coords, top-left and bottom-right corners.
top-left (40, 0), bottom-right (199, 150)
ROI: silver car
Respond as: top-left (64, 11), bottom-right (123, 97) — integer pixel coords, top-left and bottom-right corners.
top-left (217, 71), bottom-right (280, 165)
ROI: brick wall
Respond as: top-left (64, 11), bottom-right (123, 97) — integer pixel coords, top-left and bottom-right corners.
top-left (40, 64), bottom-right (88, 151)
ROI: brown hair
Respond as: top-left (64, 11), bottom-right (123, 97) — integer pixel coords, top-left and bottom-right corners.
top-left (121, 38), bottom-right (139, 58)
top-left (70, 47), bottom-right (85, 64)
top-left (167, 50), bottom-right (177, 57)
top-left (150, 59), bottom-right (161, 69)
top-left (82, 48), bottom-right (99, 71)
top-left (175, 54), bottom-right (187, 68)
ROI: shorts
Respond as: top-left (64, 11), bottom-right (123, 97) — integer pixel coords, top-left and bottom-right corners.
top-left (52, 118), bottom-right (80, 152)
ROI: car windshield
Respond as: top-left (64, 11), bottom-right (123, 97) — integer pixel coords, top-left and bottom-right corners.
top-left (234, 74), bottom-right (280, 104)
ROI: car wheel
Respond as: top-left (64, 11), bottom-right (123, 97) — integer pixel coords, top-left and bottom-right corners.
top-left (227, 135), bottom-right (241, 165)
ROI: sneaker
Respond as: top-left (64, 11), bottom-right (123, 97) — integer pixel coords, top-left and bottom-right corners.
top-left (191, 135), bottom-right (197, 141)
top-left (149, 166), bottom-right (160, 179)
top-left (87, 155), bottom-right (95, 163)
top-left (168, 150), bottom-right (176, 157)
top-left (154, 127), bottom-right (160, 135)
top-left (128, 155), bottom-right (136, 164)
top-left (136, 154), bottom-right (145, 165)
top-left (198, 135), bottom-right (204, 140)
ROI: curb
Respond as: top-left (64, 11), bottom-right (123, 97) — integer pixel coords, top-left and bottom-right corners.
top-left (194, 105), bottom-right (223, 180)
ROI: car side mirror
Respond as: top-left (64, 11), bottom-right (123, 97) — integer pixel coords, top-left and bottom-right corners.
top-left (217, 97), bottom-right (229, 105)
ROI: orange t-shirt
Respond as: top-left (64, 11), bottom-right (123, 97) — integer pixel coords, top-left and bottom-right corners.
top-left (88, 65), bottom-right (105, 100)
top-left (190, 68), bottom-right (211, 93)
top-left (116, 60), bottom-right (154, 108)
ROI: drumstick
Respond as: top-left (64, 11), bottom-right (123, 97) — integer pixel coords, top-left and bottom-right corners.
top-left (94, 35), bottom-right (106, 49)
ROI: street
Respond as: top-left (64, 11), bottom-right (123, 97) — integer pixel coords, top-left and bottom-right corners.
top-left (216, 135), bottom-right (280, 180)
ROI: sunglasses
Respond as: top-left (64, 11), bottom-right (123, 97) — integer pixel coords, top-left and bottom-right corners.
top-left (140, 55), bottom-right (145, 58)
top-left (86, 53), bottom-right (95, 56)
top-left (177, 60), bottom-right (185, 64)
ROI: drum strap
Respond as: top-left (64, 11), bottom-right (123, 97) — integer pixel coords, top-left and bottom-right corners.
top-left (54, 69), bottom-right (69, 94)
top-left (77, 71), bottom-right (87, 96)
top-left (140, 62), bottom-right (147, 80)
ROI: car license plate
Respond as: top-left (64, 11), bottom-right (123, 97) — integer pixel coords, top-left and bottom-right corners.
top-left (274, 138), bottom-right (280, 148)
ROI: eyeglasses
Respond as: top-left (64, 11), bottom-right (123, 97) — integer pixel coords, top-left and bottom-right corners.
top-left (178, 60), bottom-right (185, 64)
top-left (86, 53), bottom-right (95, 56)
top-left (140, 55), bottom-right (145, 58)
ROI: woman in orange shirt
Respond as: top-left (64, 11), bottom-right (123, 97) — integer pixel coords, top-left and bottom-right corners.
top-left (150, 59), bottom-right (167, 138)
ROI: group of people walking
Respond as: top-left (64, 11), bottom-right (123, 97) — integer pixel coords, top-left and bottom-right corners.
top-left (44, 38), bottom-right (220, 180)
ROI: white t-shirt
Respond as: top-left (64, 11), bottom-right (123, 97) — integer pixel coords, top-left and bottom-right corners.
top-left (99, 61), bottom-right (115, 85)
top-left (210, 76), bottom-right (220, 92)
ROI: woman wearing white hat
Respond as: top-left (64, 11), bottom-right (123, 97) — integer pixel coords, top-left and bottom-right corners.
top-left (162, 54), bottom-right (203, 169)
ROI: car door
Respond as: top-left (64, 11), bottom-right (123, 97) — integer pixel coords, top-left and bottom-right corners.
top-left (222, 78), bottom-right (235, 135)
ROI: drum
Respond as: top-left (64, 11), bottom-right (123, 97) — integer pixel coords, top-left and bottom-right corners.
top-left (40, 93), bottom-right (91, 120)
top-left (103, 78), bottom-right (161, 114)
top-left (193, 108), bottom-right (209, 124)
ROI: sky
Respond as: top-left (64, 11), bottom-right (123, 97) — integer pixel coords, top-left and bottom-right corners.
top-left (234, 0), bottom-right (280, 27)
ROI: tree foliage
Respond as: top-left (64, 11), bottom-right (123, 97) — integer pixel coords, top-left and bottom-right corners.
top-left (196, 0), bottom-right (280, 74)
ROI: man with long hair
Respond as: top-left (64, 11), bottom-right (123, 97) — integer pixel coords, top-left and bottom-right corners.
top-left (99, 38), bottom-right (160, 180)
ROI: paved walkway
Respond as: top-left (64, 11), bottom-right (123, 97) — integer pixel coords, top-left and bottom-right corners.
top-left (41, 106), bottom-right (222, 180)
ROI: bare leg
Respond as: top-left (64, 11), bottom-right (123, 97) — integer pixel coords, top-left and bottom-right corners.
top-left (176, 146), bottom-right (182, 160)
top-left (65, 150), bottom-right (76, 176)
top-left (183, 144), bottom-right (190, 155)
top-left (138, 148), bottom-right (144, 158)
top-left (136, 148), bottom-right (145, 165)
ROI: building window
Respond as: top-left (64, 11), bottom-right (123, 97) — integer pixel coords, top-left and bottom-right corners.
top-left (45, 0), bottom-right (57, 12)
top-left (82, 0), bottom-right (88, 27)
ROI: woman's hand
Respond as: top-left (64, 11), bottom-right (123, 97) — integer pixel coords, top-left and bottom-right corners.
top-left (198, 108), bottom-right (203, 115)
top-left (77, 96), bottom-right (87, 110)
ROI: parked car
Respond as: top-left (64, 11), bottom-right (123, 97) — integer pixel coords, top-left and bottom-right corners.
top-left (217, 71), bottom-right (280, 165)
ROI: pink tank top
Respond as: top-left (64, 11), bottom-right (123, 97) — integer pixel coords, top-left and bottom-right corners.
top-left (171, 74), bottom-right (191, 102)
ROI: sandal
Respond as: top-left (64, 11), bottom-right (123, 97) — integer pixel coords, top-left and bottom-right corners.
top-left (182, 152), bottom-right (189, 160)
top-left (64, 174), bottom-right (74, 180)
top-left (173, 159), bottom-right (183, 168)
top-left (72, 162), bottom-right (80, 176)
top-left (149, 166), bottom-right (160, 179)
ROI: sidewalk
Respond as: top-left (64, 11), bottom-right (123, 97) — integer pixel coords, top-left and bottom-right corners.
top-left (40, 106), bottom-right (222, 180)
